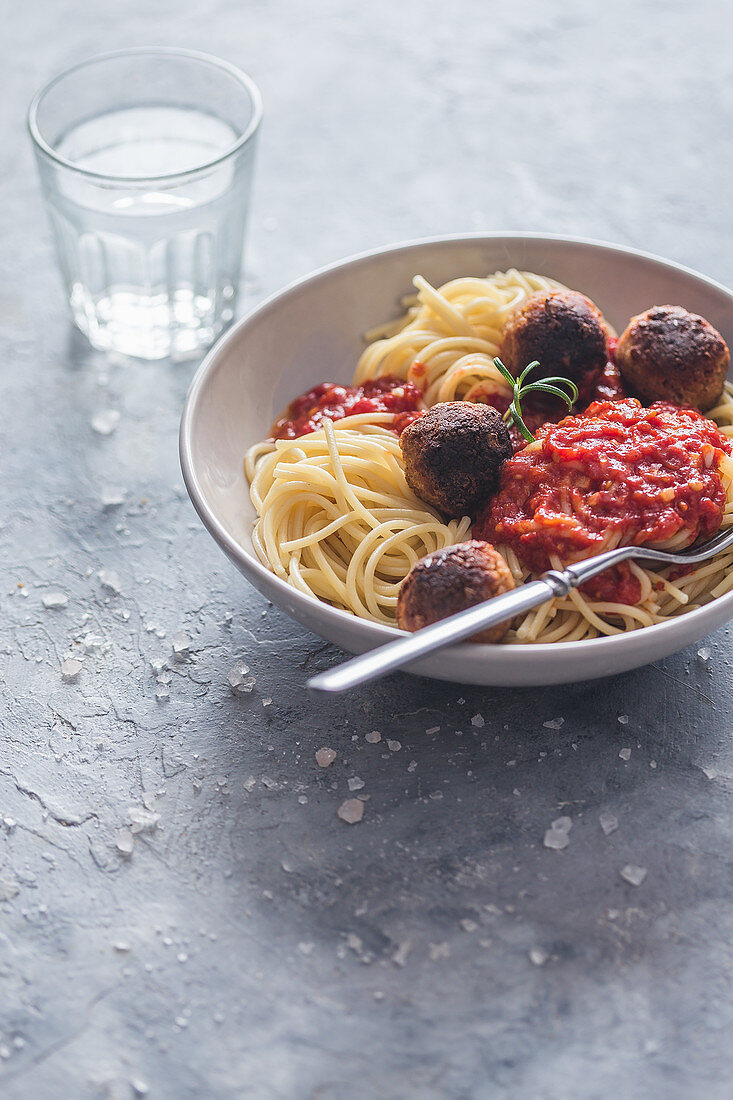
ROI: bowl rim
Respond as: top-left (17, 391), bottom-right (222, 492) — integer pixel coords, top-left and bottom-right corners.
top-left (180, 230), bottom-right (733, 660)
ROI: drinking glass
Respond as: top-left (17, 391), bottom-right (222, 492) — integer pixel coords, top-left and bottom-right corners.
top-left (28, 48), bottom-right (262, 361)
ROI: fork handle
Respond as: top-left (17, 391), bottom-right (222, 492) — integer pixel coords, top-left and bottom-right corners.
top-left (306, 545), bottom-right (638, 694)
top-left (306, 574), bottom-right (564, 694)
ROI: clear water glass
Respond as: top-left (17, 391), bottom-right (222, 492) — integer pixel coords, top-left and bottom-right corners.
top-left (28, 49), bottom-right (262, 361)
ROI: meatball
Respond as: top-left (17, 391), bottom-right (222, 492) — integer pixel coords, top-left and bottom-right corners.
top-left (400, 402), bottom-right (511, 517)
top-left (616, 304), bottom-right (729, 411)
top-left (501, 289), bottom-right (609, 386)
top-left (397, 540), bottom-right (515, 643)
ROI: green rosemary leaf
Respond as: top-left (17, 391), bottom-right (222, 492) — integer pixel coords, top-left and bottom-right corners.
top-left (493, 357), bottom-right (515, 386)
top-left (512, 412), bottom-right (535, 442)
top-left (522, 381), bottom-right (579, 407)
top-left (492, 356), bottom-right (578, 444)
top-left (517, 360), bottom-right (541, 387)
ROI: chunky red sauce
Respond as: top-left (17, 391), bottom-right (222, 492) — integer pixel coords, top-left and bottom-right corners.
top-left (473, 398), bottom-right (731, 604)
top-left (272, 376), bottom-right (424, 439)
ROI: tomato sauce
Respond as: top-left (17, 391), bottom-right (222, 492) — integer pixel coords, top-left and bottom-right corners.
top-left (473, 398), bottom-right (732, 604)
top-left (272, 376), bottom-right (424, 439)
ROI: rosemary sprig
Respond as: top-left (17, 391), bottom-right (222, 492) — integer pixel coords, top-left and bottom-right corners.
top-left (493, 357), bottom-right (579, 443)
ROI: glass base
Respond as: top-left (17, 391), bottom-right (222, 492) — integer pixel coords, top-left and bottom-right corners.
top-left (71, 285), bottom-right (234, 361)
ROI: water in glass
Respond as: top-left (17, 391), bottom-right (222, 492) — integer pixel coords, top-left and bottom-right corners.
top-left (49, 106), bottom-right (247, 359)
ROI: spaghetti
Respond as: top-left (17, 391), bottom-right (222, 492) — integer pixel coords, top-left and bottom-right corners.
top-left (354, 269), bottom-right (568, 407)
top-left (246, 414), bottom-right (470, 625)
top-left (245, 269), bottom-right (733, 642)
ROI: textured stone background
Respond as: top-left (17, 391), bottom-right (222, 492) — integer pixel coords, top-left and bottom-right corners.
top-left (3, 1), bottom-right (733, 1097)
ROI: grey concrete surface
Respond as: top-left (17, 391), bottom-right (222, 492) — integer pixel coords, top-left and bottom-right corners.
top-left (3, 1), bottom-right (733, 1097)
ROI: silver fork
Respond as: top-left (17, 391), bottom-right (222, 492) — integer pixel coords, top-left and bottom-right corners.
top-left (307, 528), bottom-right (733, 694)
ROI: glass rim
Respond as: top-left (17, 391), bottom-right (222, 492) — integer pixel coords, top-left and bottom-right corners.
top-left (27, 46), bottom-right (263, 185)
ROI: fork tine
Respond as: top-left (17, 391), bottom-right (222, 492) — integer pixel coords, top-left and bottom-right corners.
top-left (674, 526), bottom-right (733, 560)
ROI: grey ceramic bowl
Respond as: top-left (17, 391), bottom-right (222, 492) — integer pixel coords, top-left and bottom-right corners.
top-left (180, 233), bottom-right (733, 686)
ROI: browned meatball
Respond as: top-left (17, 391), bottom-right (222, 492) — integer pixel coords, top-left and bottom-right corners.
top-left (397, 540), bottom-right (515, 643)
top-left (501, 289), bottom-right (609, 385)
top-left (616, 305), bottom-right (729, 411)
top-left (400, 402), bottom-right (511, 518)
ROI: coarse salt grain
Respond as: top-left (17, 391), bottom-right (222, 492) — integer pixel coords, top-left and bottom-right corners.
top-left (228, 665), bottom-right (255, 694)
top-left (315, 747), bottom-right (337, 768)
top-left (98, 568), bottom-right (121, 594)
top-left (429, 942), bottom-right (451, 960)
top-left (543, 828), bottom-right (569, 850)
top-left (61, 658), bottom-right (82, 682)
top-left (129, 808), bottom-right (160, 834)
top-left (91, 409), bottom-right (120, 435)
top-left (115, 829), bottom-right (134, 855)
top-left (43, 592), bottom-right (68, 609)
top-left (620, 864), bottom-right (647, 887)
top-left (100, 486), bottom-right (125, 509)
top-left (337, 799), bottom-right (364, 824)
top-left (392, 940), bottom-right (411, 967)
